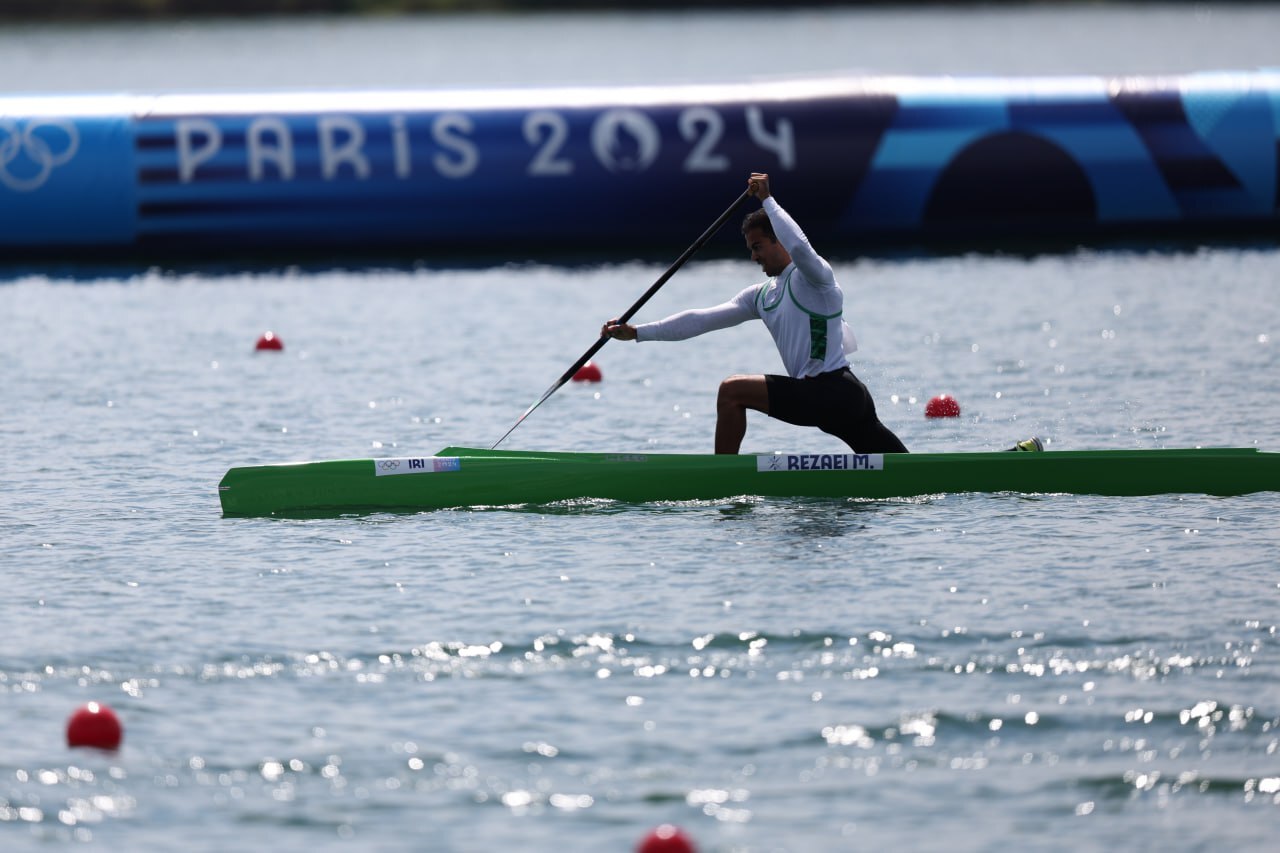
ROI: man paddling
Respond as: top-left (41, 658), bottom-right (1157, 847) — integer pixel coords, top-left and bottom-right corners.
top-left (602, 172), bottom-right (909, 455)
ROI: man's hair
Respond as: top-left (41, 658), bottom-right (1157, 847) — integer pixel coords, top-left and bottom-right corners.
top-left (741, 209), bottom-right (775, 240)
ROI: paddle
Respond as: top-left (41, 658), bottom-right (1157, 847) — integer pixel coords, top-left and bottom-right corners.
top-left (492, 188), bottom-right (754, 449)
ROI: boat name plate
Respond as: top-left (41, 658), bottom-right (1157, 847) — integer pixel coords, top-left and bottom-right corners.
top-left (756, 453), bottom-right (884, 472)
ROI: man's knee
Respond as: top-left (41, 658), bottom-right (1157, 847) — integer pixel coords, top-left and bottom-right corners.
top-left (717, 374), bottom-right (769, 413)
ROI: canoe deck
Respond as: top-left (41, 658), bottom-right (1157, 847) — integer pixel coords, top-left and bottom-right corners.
top-left (217, 446), bottom-right (1280, 517)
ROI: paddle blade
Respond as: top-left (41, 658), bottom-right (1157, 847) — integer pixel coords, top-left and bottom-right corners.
top-left (492, 336), bottom-right (610, 449)
top-left (491, 385), bottom-right (554, 450)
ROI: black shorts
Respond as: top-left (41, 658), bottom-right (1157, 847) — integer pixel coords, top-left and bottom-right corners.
top-left (765, 367), bottom-right (908, 453)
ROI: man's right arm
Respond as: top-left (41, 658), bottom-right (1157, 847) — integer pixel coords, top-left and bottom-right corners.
top-left (603, 286), bottom-right (759, 342)
top-left (635, 300), bottom-right (753, 342)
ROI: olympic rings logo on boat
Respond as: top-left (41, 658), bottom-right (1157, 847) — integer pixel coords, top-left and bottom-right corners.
top-left (378, 460), bottom-right (401, 470)
top-left (0, 118), bottom-right (80, 192)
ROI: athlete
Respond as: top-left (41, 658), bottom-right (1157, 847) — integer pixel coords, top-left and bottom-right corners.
top-left (602, 172), bottom-right (909, 455)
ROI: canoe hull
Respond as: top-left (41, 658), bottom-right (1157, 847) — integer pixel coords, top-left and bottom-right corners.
top-left (217, 446), bottom-right (1280, 517)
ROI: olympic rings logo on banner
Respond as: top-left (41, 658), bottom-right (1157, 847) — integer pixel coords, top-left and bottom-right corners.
top-left (0, 118), bottom-right (80, 192)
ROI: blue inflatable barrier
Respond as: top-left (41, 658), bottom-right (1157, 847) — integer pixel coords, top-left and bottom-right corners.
top-left (1, 73), bottom-right (1277, 257)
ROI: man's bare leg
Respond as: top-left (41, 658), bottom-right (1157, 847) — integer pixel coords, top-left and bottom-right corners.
top-left (715, 374), bottom-right (770, 454)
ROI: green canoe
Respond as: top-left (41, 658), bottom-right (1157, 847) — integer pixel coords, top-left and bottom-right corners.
top-left (217, 446), bottom-right (1280, 517)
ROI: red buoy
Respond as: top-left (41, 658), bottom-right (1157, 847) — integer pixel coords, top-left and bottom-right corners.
top-left (637, 824), bottom-right (696, 853)
top-left (66, 702), bottom-right (123, 750)
top-left (255, 331), bottom-right (284, 351)
top-left (924, 394), bottom-right (961, 418)
top-left (572, 361), bottom-right (603, 382)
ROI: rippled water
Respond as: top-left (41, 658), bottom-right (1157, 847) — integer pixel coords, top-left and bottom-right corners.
top-left (4, 246), bottom-right (1279, 851)
top-left (4, 4), bottom-right (1280, 851)
top-left (1, 1), bottom-right (1278, 93)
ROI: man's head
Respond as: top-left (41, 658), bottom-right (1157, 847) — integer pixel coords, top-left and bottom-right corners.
top-left (742, 209), bottom-right (790, 277)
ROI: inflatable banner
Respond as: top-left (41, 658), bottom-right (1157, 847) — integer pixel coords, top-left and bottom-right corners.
top-left (1, 72), bottom-right (1277, 256)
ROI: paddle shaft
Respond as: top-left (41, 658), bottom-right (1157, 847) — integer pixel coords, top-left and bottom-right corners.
top-left (492, 188), bottom-right (754, 449)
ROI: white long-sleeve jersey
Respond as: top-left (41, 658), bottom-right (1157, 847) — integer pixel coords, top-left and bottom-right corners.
top-left (634, 196), bottom-right (857, 378)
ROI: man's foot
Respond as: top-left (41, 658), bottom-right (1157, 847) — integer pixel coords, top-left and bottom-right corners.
top-left (1008, 436), bottom-right (1045, 452)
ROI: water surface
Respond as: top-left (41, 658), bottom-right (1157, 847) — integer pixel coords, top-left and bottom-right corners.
top-left (3, 5), bottom-right (1280, 851)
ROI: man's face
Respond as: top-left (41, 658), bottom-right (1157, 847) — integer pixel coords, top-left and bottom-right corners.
top-left (745, 228), bottom-right (790, 277)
